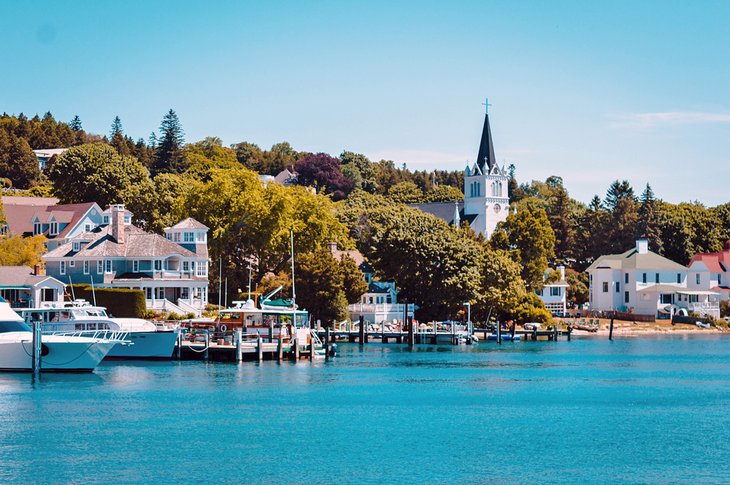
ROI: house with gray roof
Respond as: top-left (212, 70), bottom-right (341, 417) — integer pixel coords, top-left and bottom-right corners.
top-left (586, 239), bottom-right (720, 319)
top-left (0, 265), bottom-right (65, 309)
top-left (43, 204), bottom-right (210, 316)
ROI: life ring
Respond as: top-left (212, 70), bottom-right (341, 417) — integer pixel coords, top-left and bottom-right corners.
top-left (219, 324), bottom-right (228, 332)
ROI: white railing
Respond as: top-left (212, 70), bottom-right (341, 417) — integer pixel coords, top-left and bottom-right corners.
top-left (48, 329), bottom-right (130, 343)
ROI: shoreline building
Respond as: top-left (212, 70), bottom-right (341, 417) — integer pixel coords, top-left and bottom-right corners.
top-left (43, 205), bottom-right (210, 316)
top-left (586, 239), bottom-right (720, 319)
top-left (413, 102), bottom-right (510, 239)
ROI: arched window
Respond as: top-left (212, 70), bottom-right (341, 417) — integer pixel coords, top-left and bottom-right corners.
top-left (492, 181), bottom-right (502, 197)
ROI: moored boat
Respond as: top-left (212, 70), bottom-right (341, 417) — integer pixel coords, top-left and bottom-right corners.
top-left (0, 297), bottom-right (118, 372)
top-left (18, 300), bottom-right (180, 360)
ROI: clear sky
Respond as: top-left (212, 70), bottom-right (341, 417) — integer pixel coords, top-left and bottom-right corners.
top-left (2, 1), bottom-right (729, 205)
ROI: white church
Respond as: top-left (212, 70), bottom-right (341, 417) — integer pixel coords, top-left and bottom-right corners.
top-left (413, 104), bottom-right (510, 239)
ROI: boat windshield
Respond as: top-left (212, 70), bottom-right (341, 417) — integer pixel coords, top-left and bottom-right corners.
top-left (0, 321), bottom-right (32, 333)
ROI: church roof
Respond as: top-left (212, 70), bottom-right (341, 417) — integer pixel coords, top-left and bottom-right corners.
top-left (476, 112), bottom-right (497, 174)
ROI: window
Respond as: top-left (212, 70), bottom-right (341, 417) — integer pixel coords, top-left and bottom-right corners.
top-left (184, 232), bottom-right (194, 242)
top-left (196, 232), bottom-right (206, 242)
top-left (83, 260), bottom-right (89, 274)
top-left (124, 214), bottom-right (131, 224)
top-left (133, 260), bottom-right (139, 273)
top-left (642, 273), bottom-right (647, 284)
top-left (677, 273), bottom-right (681, 284)
top-left (73, 241), bottom-right (80, 252)
top-left (97, 260), bottom-right (103, 274)
top-left (34, 222), bottom-right (42, 235)
top-left (696, 274), bottom-right (701, 285)
top-left (165, 233), bottom-right (172, 241)
top-left (49, 222), bottom-right (58, 236)
top-left (42, 288), bottom-right (55, 302)
top-left (69, 261), bottom-right (75, 267)
top-left (105, 259), bottom-right (112, 274)
top-left (624, 274), bottom-right (628, 284)
top-left (183, 261), bottom-right (190, 272)
top-left (196, 262), bottom-right (207, 277)
top-left (84, 223), bottom-right (92, 232)
top-left (0, 224), bottom-right (7, 236)
top-left (154, 260), bottom-right (162, 271)
top-left (173, 232), bottom-right (180, 243)
top-left (624, 291), bottom-right (629, 303)
top-left (655, 273), bottom-right (659, 284)
top-left (60, 261), bottom-right (66, 275)
top-left (602, 282), bottom-right (608, 293)
top-left (103, 216), bottom-right (109, 224)
top-left (616, 282), bottom-right (620, 293)
top-left (145, 288), bottom-right (152, 299)
top-left (661, 294), bottom-right (672, 304)
top-left (550, 287), bottom-right (561, 297)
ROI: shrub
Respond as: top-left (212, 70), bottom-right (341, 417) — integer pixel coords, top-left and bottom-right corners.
top-left (70, 285), bottom-right (146, 318)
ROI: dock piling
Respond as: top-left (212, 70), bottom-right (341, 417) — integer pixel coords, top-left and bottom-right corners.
top-left (235, 328), bottom-right (242, 362)
top-left (32, 320), bottom-right (42, 377)
top-left (358, 316), bottom-right (365, 346)
top-left (309, 332), bottom-right (314, 361)
top-left (203, 331), bottom-right (209, 361)
top-left (497, 321), bottom-right (502, 344)
top-left (257, 334), bottom-right (263, 362)
top-left (277, 332), bottom-right (283, 361)
top-left (609, 316), bottom-right (614, 341)
top-left (324, 327), bottom-right (331, 361)
top-left (293, 336), bottom-right (300, 360)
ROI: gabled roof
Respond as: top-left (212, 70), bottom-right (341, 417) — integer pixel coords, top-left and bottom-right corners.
top-left (168, 218), bottom-right (208, 230)
top-left (688, 240), bottom-right (730, 273)
top-left (476, 112), bottom-right (497, 174)
top-left (1, 197), bottom-right (98, 239)
top-left (0, 266), bottom-right (65, 288)
top-left (43, 224), bottom-right (198, 259)
top-left (586, 248), bottom-right (686, 272)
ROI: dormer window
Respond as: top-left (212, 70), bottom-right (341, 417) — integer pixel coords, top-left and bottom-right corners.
top-left (196, 232), bottom-right (206, 242)
top-left (34, 221), bottom-right (42, 235)
top-left (49, 222), bottom-right (58, 236)
top-left (73, 241), bottom-right (80, 252)
top-left (103, 216), bottom-right (109, 224)
top-left (173, 232), bottom-right (180, 243)
top-left (0, 224), bottom-right (7, 236)
top-left (124, 214), bottom-right (131, 224)
top-left (184, 232), bottom-right (194, 242)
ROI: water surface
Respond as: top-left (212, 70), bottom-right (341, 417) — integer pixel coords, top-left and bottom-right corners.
top-left (1, 336), bottom-right (729, 484)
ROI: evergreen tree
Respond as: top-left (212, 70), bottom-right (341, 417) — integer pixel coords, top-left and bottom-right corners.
top-left (152, 109), bottom-right (185, 175)
top-left (637, 184), bottom-right (663, 253)
top-left (110, 116), bottom-right (123, 138)
top-left (148, 132), bottom-right (158, 149)
top-left (69, 115), bottom-right (83, 131)
top-left (110, 117), bottom-right (130, 156)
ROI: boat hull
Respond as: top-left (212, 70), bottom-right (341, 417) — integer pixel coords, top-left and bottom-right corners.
top-left (0, 334), bottom-right (116, 372)
top-left (105, 330), bottom-right (179, 359)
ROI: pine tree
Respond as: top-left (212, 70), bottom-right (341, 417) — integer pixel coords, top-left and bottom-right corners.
top-left (148, 132), bottom-right (158, 148)
top-left (109, 116), bottom-right (130, 156)
top-left (152, 109), bottom-right (185, 175)
top-left (637, 183), bottom-right (663, 253)
top-left (69, 115), bottom-right (82, 131)
top-left (110, 116), bottom-right (123, 138)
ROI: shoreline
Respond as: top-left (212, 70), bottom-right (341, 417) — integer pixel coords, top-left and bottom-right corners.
top-left (559, 318), bottom-right (728, 337)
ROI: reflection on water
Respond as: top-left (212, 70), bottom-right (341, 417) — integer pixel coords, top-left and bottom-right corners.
top-left (0, 335), bottom-right (729, 484)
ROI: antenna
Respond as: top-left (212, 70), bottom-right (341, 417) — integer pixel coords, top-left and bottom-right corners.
top-left (290, 229), bottom-right (296, 308)
top-left (247, 262), bottom-right (253, 300)
top-left (90, 275), bottom-right (97, 306)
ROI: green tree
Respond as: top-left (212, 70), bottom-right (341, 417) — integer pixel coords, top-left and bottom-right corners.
top-left (69, 115), bottom-right (83, 131)
top-left (423, 185), bottom-right (463, 202)
top-left (0, 130), bottom-right (41, 188)
top-left (295, 248), bottom-right (349, 325)
top-left (386, 181), bottom-right (423, 204)
top-left (565, 268), bottom-right (589, 307)
top-left (637, 184), bottom-right (663, 253)
top-left (152, 109), bottom-right (186, 175)
top-left (340, 151), bottom-right (377, 193)
top-left (492, 199), bottom-right (556, 290)
top-left (48, 144), bottom-right (153, 211)
top-left (340, 254), bottom-right (368, 304)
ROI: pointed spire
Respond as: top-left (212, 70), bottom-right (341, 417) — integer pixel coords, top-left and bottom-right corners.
top-left (453, 202), bottom-right (461, 228)
top-left (476, 103), bottom-right (496, 174)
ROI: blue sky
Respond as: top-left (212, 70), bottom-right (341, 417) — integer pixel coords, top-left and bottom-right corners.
top-left (2, 1), bottom-right (729, 205)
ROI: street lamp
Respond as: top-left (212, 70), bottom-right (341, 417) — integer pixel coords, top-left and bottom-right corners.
top-left (463, 302), bottom-right (472, 335)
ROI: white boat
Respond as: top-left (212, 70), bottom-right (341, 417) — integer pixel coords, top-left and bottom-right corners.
top-left (0, 296), bottom-right (118, 372)
top-left (19, 300), bottom-right (180, 360)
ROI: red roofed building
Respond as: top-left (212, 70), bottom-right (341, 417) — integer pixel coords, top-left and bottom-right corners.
top-left (688, 240), bottom-right (730, 301)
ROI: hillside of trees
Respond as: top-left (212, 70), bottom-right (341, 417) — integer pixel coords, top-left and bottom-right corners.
top-left (1, 110), bottom-right (729, 323)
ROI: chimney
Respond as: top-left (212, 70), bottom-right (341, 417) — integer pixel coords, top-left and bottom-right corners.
top-left (34, 263), bottom-right (41, 276)
top-left (327, 242), bottom-right (337, 254)
top-left (558, 265), bottom-right (565, 280)
top-left (111, 204), bottom-right (125, 244)
top-left (636, 239), bottom-right (648, 254)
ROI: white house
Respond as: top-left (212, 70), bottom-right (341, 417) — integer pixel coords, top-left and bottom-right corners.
top-left (586, 239), bottom-right (720, 319)
top-left (687, 240), bottom-right (730, 301)
top-left (43, 205), bottom-right (210, 316)
top-left (0, 265), bottom-right (65, 308)
top-left (536, 265), bottom-right (569, 315)
top-left (33, 148), bottom-right (68, 171)
top-left (412, 101), bottom-right (510, 239)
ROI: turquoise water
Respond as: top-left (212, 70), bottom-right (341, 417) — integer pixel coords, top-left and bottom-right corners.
top-left (1, 336), bottom-right (729, 484)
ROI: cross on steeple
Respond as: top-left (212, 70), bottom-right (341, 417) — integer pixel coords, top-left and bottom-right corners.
top-left (482, 97), bottom-right (492, 114)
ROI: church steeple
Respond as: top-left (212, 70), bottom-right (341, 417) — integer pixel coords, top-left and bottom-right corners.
top-left (476, 99), bottom-right (496, 174)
